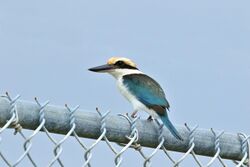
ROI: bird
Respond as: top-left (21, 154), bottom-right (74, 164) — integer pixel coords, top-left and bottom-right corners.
top-left (88, 57), bottom-right (183, 140)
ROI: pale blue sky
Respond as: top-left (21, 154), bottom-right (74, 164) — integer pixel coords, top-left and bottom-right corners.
top-left (0, 0), bottom-right (250, 166)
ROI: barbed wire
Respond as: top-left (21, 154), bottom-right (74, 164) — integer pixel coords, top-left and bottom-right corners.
top-left (0, 92), bottom-right (249, 167)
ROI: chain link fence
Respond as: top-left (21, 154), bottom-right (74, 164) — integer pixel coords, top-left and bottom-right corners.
top-left (0, 92), bottom-right (249, 167)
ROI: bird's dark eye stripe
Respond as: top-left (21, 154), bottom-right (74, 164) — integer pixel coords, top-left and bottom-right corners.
top-left (115, 61), bottom-right (124, 65)
top-left (114, 60), bottom-right (138, 70)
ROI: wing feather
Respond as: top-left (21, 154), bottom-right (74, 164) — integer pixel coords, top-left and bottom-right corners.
top-left (122, 74), bottom-right (170, 115)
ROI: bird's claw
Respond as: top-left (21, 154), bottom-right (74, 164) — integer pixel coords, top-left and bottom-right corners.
top-left (131, 113), bottom-right (137, 118)
top-left (130, 110), bottom-right (138, 118)
top-left (147, 115), bottom-right (153, 121)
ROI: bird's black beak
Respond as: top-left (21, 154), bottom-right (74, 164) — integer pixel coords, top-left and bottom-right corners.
top-left (88, 64), bottom-right (115, 72)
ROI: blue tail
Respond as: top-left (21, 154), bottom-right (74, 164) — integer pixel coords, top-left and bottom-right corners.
top-left (160, 115), bottom-right (183, 141)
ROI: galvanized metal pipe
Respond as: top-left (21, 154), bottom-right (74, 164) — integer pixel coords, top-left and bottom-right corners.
top-left (0, 97), bottom-right (246, 161)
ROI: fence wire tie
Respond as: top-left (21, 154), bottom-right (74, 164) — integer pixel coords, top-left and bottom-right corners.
top-left (12, 106), bottom-right (22, 135)
top-left (206, 128), bottom-right (226, 167)
top-left (0, 92), bottom-right (22, 166)
top-left (3, 92), bottom-right (22, 134)
top-left (236, 133), bottom-right (250, 167)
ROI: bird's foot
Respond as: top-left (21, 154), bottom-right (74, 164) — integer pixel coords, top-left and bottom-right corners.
top-left (125, 112), bottom-right (137, 118)
top-left (147, 115), bottom-right (153, 121)
top-left (131, 110), bottom-right (138, 118)
top-left (131, 113), bottom-right (138, 118)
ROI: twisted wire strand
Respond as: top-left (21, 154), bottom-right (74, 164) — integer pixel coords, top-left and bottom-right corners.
top-left (153, 119), bottom-right (178, 165)
top-left (184, 123), bottom-right (203, 167)
top-left (68, 105), bottom-right (92, 167)
top-left (165, 123), bottom-right (197, 167)
top-left (116, 114), bottom-right (139, 167)
top-left (235, 133), bottom-right (250, 167)
top-left (66, 106), bottom-right (89, 167)
top-left (0, 93), bottom-right (21, 166)
top-left (15, 128), bottom-right (37, 167)
top-left (48, 104), bottom-right (79, 167)
top-left (97, 108), bottom-right (112, 157)
top-left (117, 115), bottom-right (150, 166)
top-left (10, 106), bottom-right (33, 167)
top-left (0, 94), bottom-right (249, 167)
top-left (4, 93), bottom-right (38, 167)
top-left (12, 102), bottom-right (36, 167)
top-left (0, 93), bottom-right (20, 133)
top-left (1, 93), bottom-right (38, 167)
top-left (83, 108), bottom-right (110, 167)
top-left (161, 146), bottom-right (176, 164)
top-left (144, 121), bottom-right (165, 167)
top-left (15, 97), bottom-right (49, 167)
top-left (97, 110), bottom-right (130, 166)
top-left (117, 116), bottom-right (176, 167)
top-left (206, 128), bottom-right (226, 167)
top-left (35, 98), bottom-right (64, 167)
top-left (155, 119), bottom-right (178, 166)
top-left (95, 108), bottom-right (117, 155)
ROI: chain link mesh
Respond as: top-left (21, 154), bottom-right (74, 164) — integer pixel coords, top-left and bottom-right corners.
top-left (0, 92), bottom-right (249, 167)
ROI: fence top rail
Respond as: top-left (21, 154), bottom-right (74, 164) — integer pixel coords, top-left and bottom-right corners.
top-left (0, 96), bottom-right (248, 162)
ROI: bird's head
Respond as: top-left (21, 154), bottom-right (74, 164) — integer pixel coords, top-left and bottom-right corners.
top-left (89, 57), bottom-right (141, 78)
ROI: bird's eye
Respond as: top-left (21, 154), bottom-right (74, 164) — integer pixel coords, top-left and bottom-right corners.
top-left (115, 61), bottom-right (124, 66)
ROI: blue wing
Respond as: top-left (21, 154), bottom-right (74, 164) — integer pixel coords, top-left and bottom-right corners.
top-left (122, 74), bottom-right (170, 115)
top-left (123, 74), bottom-right (182, 140)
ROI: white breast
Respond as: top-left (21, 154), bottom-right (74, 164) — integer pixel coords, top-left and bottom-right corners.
top-left (107, 68), bottom-right (159, 118)
top-left (116, 77), bottom-right (159, 118)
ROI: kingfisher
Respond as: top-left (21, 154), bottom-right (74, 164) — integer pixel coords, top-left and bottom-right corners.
top-left (88, 57), bottom-right (182, 140)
